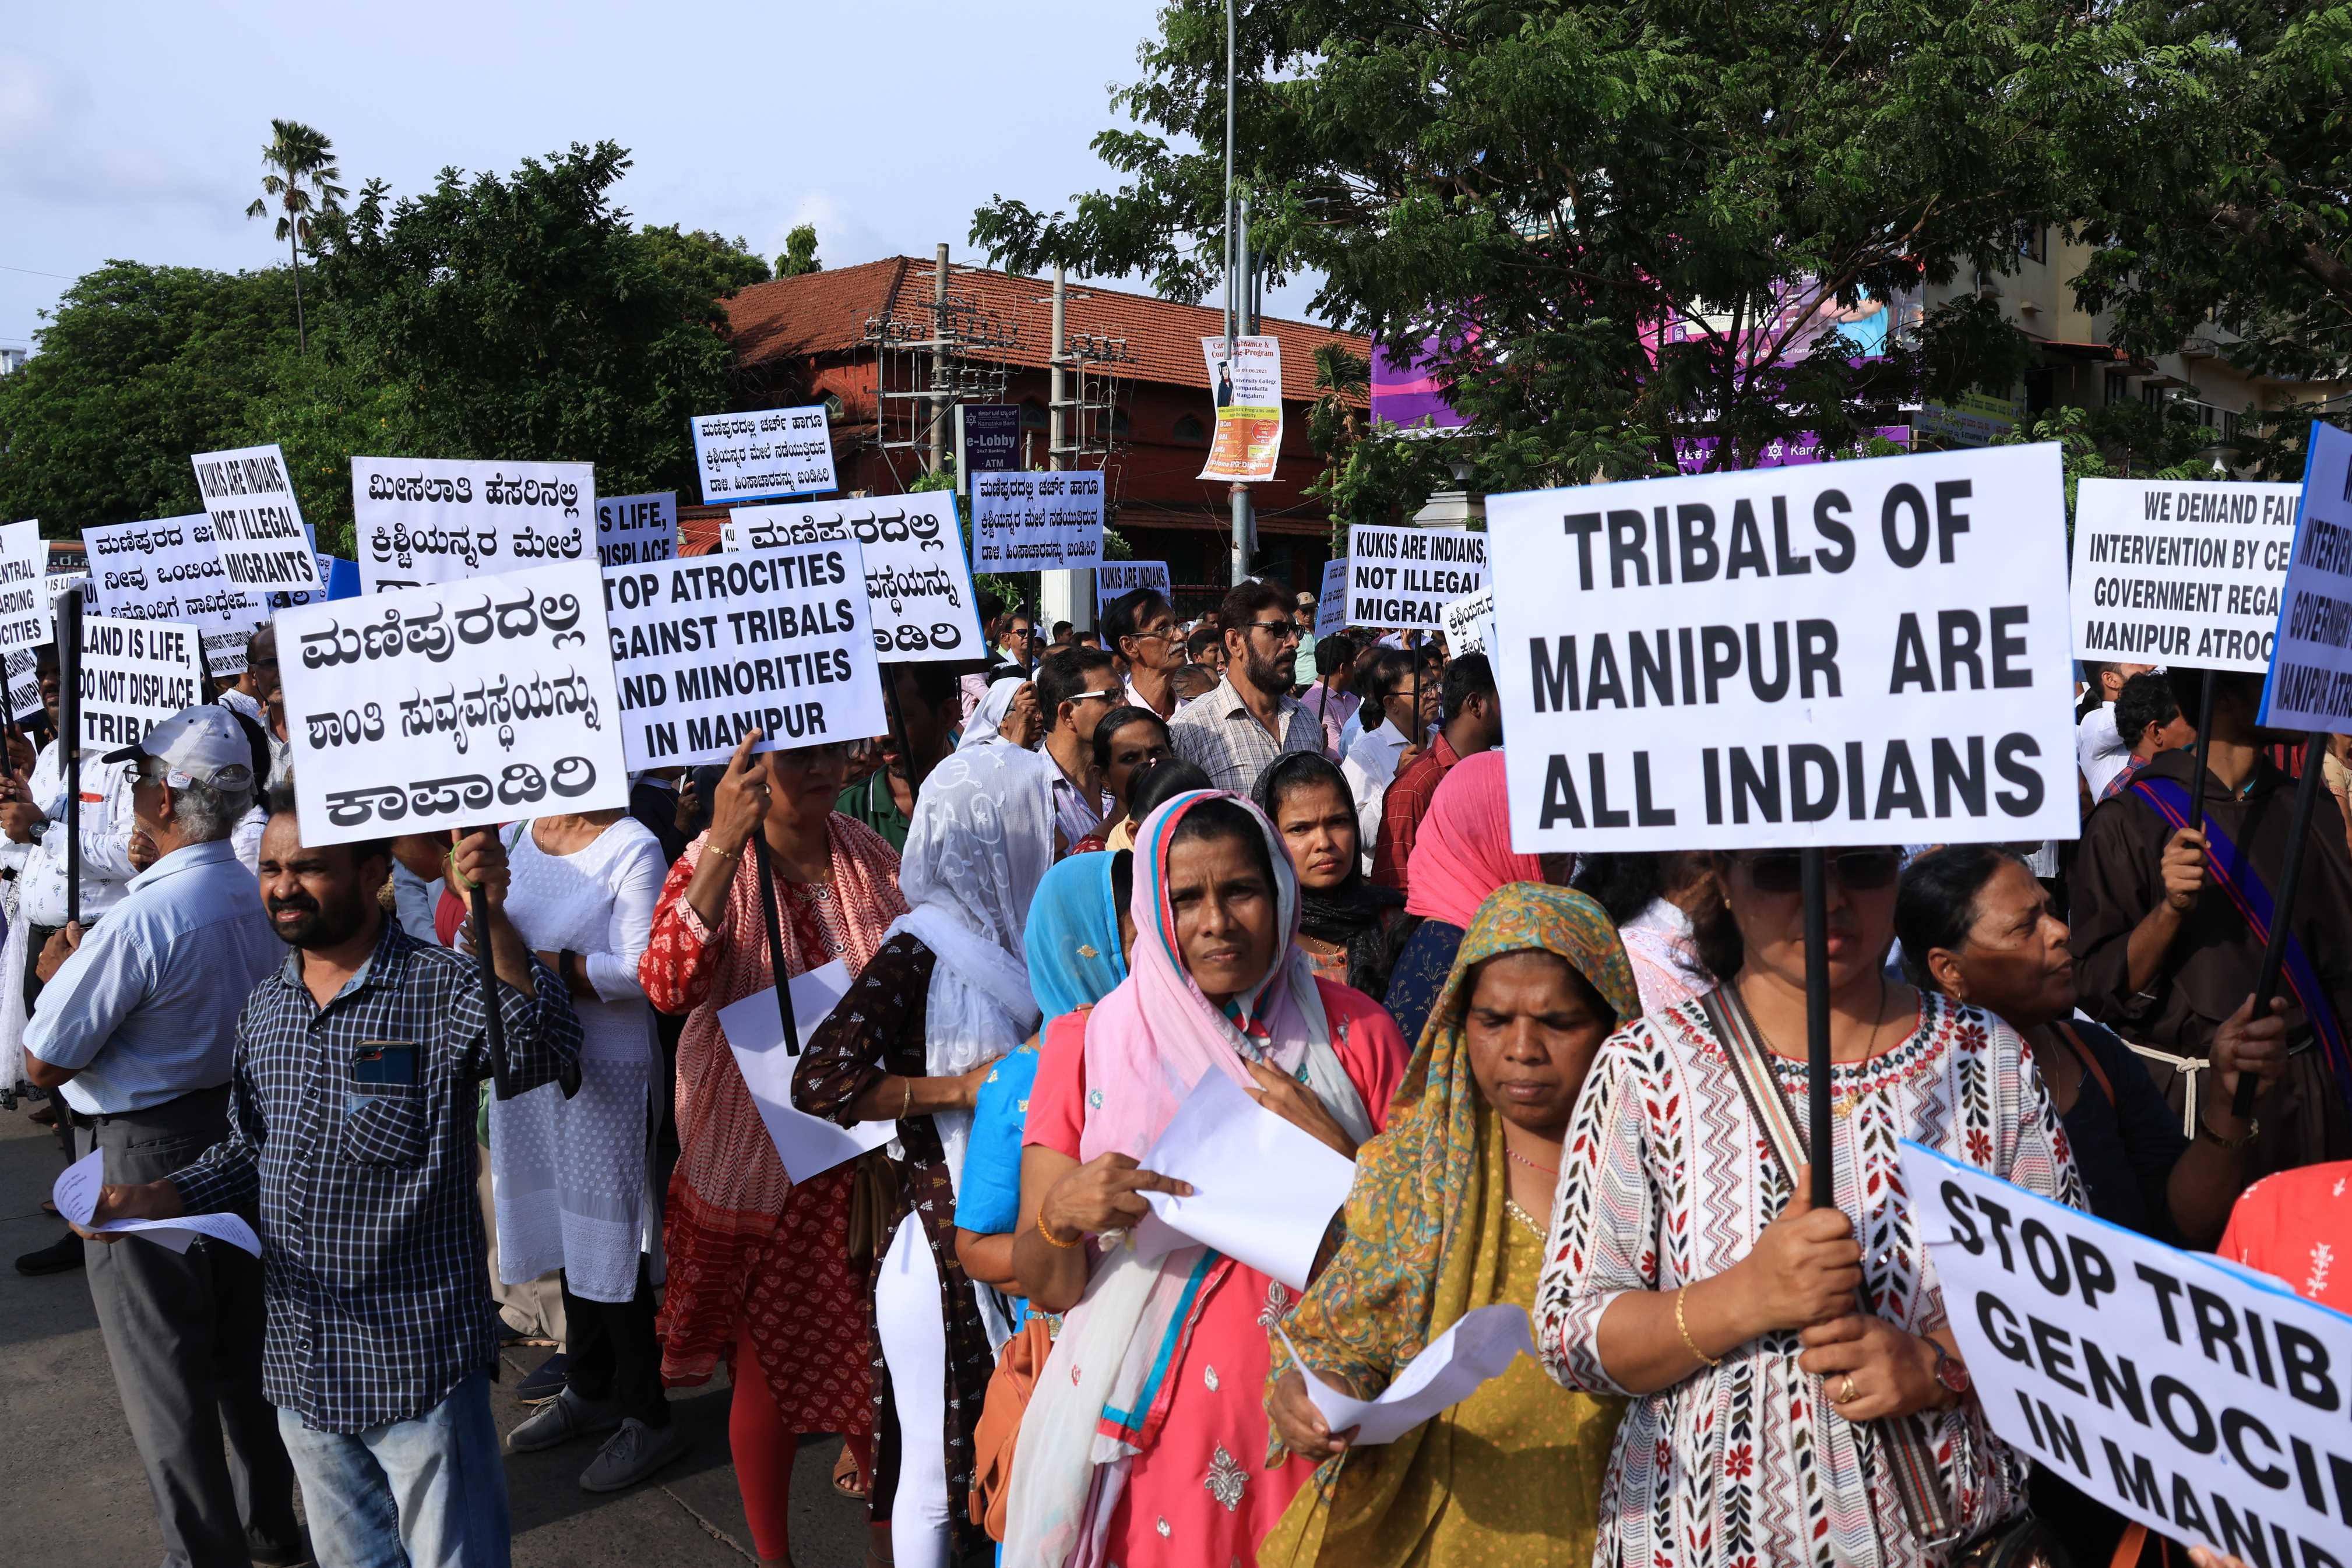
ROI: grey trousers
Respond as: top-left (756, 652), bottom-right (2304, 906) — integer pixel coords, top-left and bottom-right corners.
top-left (79, 1087), bottom-right (300, 1568)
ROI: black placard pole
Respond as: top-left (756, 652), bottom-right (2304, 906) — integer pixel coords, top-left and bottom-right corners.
top-left (881, 664), bottom-right (928, 799)
top-left (2231, 732), bottom-right (2328, 1119)
top-left (748, 831), bottom-right (802, 1056)
top-left (1802, 847), bottom-right (1834, 1208)
top-left (469, 880), bottom-right (516, 1101)
top-left (2186, 672), bottom-right (2219, 836)
top-left (58, 595), bottom-right (81, 932)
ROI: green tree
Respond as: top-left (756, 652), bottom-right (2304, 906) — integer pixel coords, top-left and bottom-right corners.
top-left (640, 225), bottom-right (772, 297)
top-left (309, 142), bottom-right (737, 498)
top-left (973, 0), bottom-right (2083, 512)
top-left (776, 223), bottom-right (823, 279)
top-left (244, 119), bottom-right (347, 354)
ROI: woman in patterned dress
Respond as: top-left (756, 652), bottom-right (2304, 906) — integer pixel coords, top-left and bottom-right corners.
top-left (1536, 846), bottom-right (2083, 1568)
top-left (1262, 883), bottom-right (1632, 1566)
top-left (1002, 792), bottom-right (1411, 1568)
top-left (638, 730), bottom-right (909, 1568)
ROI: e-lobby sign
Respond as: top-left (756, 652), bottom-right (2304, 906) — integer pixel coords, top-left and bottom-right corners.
top-left (1485, 443), bottom-right (2078, 851)
top-left (1904, 1141), bottom-right (2352, 1567)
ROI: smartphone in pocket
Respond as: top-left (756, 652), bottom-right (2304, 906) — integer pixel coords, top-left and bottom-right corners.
top-left (353, 1042), bottom-right (418, 1087)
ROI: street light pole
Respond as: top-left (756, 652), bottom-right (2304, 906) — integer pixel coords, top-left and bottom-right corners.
top-left (1225, 0), bottom-right (1250, 586)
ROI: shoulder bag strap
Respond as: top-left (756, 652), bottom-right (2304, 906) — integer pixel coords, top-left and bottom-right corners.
top-left (1697, 986), bottom-right (1963, 1547)
top-left (2051, 1020), bottom-right (2118, 1108)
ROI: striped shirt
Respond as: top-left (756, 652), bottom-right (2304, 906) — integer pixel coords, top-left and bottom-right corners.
top-left (1167, 672), bottom-right (1321, 797)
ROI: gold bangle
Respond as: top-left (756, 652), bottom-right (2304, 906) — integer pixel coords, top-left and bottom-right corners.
top-left (1036, 1208), bottom-right (1082, 1250)
top-left (702, 840), bottom-right (740, 864)
top-left (899, 1078), bottom-right (913, 1119)
top-left (1675, 1285), bottom-right (1721, 1368)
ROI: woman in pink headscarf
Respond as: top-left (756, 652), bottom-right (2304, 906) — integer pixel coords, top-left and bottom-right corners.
top-left (1002, 790), bottom-right (1410, 1568)
top-left (1381, 750), bottom-right (1543, 1046)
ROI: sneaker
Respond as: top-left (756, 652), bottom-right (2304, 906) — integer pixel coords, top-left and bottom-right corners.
top-left (14, 1232), bottom-right (83, 1276)
top-left (507, 1387), bottom-right (619, 1454)
top-left (578, 1417), bottom-right (688, 1493)
top-left (247, 1525), bottom-right (314, 1567)
top-left (515, 1352), bottom-right (569, 1404)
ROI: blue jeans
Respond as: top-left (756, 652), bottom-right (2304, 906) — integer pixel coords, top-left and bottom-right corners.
top-left (276, 1372), bottom-right (510, 1568)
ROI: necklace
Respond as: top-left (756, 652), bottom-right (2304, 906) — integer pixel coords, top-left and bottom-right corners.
top-left (1829, 976), bottom-right (1899, 1118)
top-left (1505, 1144), bottom-right (1559, 1178)
top-left (1505, 1197), bottom-right (1546, 1239)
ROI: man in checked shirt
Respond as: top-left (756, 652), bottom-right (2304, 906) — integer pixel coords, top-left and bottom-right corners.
top-left (85, 784), bottom-right (584, 1568)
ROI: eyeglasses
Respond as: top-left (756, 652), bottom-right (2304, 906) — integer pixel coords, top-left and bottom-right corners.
top-left (1738, 848), bottom-right (1902, 895)
top-left (1241, 620), bottom-right (1302, 644)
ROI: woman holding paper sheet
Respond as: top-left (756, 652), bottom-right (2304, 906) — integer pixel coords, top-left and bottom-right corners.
top-left (793, 744), bottom-right (1055, 1568)
top-left (1262, 882), bottom-right (1635, 1566)
top-left (1534, 845), bottom-right (2086, 1568)
top-left (640, 730), bottom-right (908, 1568)
top-left (1004, 791), bottom-right (1411, 1568)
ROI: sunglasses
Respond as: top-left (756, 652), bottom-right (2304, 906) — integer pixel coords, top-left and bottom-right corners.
top-left (1738, 848), bottom-right (1902, 895)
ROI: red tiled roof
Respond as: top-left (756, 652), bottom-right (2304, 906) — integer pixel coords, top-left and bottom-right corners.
top-left (723, 257), bottom-right (1368, 406)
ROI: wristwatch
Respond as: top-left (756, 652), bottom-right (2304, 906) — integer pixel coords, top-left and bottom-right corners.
top-left (1929, 1339), bottom-right (1970, 1405)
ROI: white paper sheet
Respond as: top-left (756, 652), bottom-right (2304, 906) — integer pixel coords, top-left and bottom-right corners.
top-left (1280, 1303), bottom-right (1535, 1446)
top-left (51, 1148), bottom-right (262, 1256)
top-left (1129, 1069), bottom-right (1355, 1292)
top-left (719, 961), bottom-right (896, 1184)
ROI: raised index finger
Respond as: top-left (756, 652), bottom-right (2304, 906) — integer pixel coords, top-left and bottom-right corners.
top-left (728, 727), bottom-right (766, 774)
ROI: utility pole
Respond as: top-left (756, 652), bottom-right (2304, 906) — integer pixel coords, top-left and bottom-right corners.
top-left (1039, 264), bottom-right (1092, 635)
top-left (1225, 0), bottom-right (1250, 586)
top-left (928, 242), bottom-right (950, 475)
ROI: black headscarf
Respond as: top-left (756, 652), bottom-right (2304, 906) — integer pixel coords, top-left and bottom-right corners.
top-left (1254, 752), bottom-right (1406, 996)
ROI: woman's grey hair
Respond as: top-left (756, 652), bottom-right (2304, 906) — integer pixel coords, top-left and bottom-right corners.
top-left (171, 777), bottom-right (255, 844)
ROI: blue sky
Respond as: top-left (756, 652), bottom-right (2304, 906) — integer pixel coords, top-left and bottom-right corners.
top-left (1, 1), bottom-right (1312, 360)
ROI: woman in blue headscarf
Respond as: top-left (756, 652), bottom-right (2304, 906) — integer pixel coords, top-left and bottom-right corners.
top-left (952, 849), bottom-right (1135, 1310)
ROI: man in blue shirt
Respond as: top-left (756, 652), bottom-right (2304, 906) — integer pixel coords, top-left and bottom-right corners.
top-left (26, 705), bottom-right (301, 1568)
top-left (89, 783), bottom-right (583, 1568)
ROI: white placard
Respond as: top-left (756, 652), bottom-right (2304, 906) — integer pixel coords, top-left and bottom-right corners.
top-left (84, 514), bottom-right (270, 678)
top-left (1280, 1305), bottom-right (1534, 1446)
top-left (188, 443), bottom-right (322, 595)
top-left (276, 561), bottom-right (627, 846)
top-left (717, 961), bottom-right (896, 1184)
top-left (2263, 421), bottom-right (2352, 730)
top-left (595, 491), bottom-right (677, 570)
top-left (603, 540), bottom-right (886, 770)
top-left (691, 405), bottom-right (837, 505)
top-left (970, 471), bottom-right (1106, 572)
top-left (45, 572), bottom-right (94, 646)
top-left (1344, 524), bottom-right (1489, 631)
top-left (6, 648), bottom-right (41, 724)
top-left (1441, 586), bottom-right (1496, 659)
top-left (1486, 443), bottom-right (2078, 852)
top-left (352, 456), bottom-right (597, 594)
top-left (1314, 557), bottom-right (1349, 639)
top-left (1096, 559), bottom-right (1171, 610)
top-left (725, 496), bottom-right (984, 663)
top-left (79, 615), bottom-right (203, 753)
top-left (2071, 478), bottom-right (2301, 673)
top-left (0, 521), bottom-right (50, 658)
top-left (1129, 1070), bottom-right (1355, 1292)
top-left (1902, 1139), bottom-right (2352, 1566)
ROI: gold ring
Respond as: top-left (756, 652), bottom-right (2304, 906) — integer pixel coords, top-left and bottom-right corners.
top-left (1839, 1375), bottom-right (1858, 1404)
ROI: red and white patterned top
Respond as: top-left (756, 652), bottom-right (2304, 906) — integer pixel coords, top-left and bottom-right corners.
top-left (2218, 1159), bottom-right (2352, 1310)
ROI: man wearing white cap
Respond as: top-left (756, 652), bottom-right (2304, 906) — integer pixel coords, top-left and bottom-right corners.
top-left (25, 706), bottom-right (301, 1568)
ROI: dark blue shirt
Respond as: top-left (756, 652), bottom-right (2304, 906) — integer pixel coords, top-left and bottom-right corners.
top-left (173, 915), bottom-right (581, 1432)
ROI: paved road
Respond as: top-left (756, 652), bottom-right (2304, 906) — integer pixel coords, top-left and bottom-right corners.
top-left (0, 1102), bottom-right (872, 1567)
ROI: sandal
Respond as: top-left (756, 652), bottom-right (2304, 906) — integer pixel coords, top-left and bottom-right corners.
top-left (832, 1445), bottom-right (868, 1499)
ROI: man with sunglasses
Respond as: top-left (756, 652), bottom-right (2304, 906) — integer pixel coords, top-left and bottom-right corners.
top-left (1168, 579), bottom-right (1323, 796)
top-left (1036, 646), bottom-right (1124, 852)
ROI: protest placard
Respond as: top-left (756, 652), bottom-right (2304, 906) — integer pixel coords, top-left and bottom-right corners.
top-left (78, 616), bottom-right (203, 752)
top-left (690, 406), bottom-right (836, 505)
top-left (1903, 1139), bottom-right (2352, 1566)
top-left (189, 444), bottom-right (322, 596)
top-left (2262, 421), bottom-right (2352, 730)
top-left (597, 491), bottom-right (677, 569)
top-left (6, 649), bottom-right (41, 724)
top-left (85, 514), bottom-right (270, 678)
top-left (1442, 586), bottom-right (1497, 659)
top-left (276, 561), bottom-right (628, 846)
top-left (1344, 524), bottom-right (1489, 632)
top-left (352, 457), bottom-right (597, 594)
top-left (1314, 557), bottom-right (1348, 638)
top-left (0, 521), bottom-right (49, 660)
top-left (1096, 559), bottom-right (1171, 610)
top-left (1199, 335), bottom-right (1283, 483)
top-left (723, 495), bottom-right (983, 663)
top-left (971, 471), bottom-right (1105, 571)
top-left (603, 538), bottom-right (886, 770)
top-left (45, 572), bottom-right (93, 643)
top-left (1485, 443), bottom-right (2077, 851)
top-left (2071, 478), bottom-right (2301, 672)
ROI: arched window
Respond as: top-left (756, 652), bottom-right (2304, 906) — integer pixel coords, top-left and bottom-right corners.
top-left (1173, 413), bottom-right (1207, 444)
top-left (1020, 399), bottom-right (1050, 430)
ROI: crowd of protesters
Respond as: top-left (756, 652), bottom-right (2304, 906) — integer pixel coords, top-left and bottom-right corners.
top-left (6, 585), bottom-right (2344, 1568)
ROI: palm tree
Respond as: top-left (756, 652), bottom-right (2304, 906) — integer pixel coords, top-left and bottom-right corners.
top-left (244, 119), bottom-right (347, 354)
